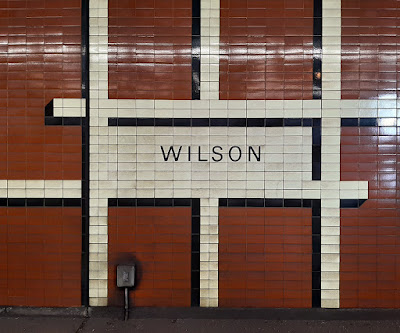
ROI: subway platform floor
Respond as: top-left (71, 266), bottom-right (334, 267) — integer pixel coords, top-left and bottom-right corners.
top-left (1, 307), bottom-right (400, 333)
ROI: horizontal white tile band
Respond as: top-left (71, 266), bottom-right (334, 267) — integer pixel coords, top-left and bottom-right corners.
top-left (0, 180), bottom-right (81, 198)
top-left (53, 98), bottom-right (87, 117)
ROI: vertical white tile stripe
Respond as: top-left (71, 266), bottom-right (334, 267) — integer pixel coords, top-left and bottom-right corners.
top-left (321, 0), bottom-right (341, 308)
top-left (88, 0), bottom-right (108, 306)
top-left (200, 198), bottom-right (219, 307)
top-left (200, 0), bottom-right (220, 100)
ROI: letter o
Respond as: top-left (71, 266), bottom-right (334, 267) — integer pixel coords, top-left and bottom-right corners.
top-left (228, 146), bottom-right (242, 162)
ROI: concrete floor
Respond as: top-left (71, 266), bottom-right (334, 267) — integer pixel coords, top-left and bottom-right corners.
top-left (1, 308), bottom-right (400, 333)
top-left (1, 316), bottom-right (400, 333)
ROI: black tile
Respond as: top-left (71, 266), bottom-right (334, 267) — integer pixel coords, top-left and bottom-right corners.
top-left (312, 271), bottom-right (321, 289)
top-left (174, 118), bottom-right (191, 127)
top-left (191, 234), bottom-right (200, 249)
top-left (192, 118), bottom-right (210, 127)
top-left (219, 198), bottom-right (228, 207)
top-left (312, 253), bottom-right (321, 271)
top-left (45, 117), bottom-right (63, 126)
top-left (312, 289), bottom-right (321, 308)
top-left (155, 198), bottom-right (173, 206)
top-left (312, 127), bottom-right (321, 145)
top-left (341, 118), bottom-right (358, 127)
top-left (247, 118), bottom-right (265, 127)
top-left (63, 117), bottom-right (82, 126)
top-left (44, 198), bottom-right (62, 206)
top-left (191, 289), bottom-right (200, 307)
top-left (192, 17), bottom-right (200, 35)
top-left (8, 198), bottom-right (26, 207)
top-left (192, 199), bottom-right (200, 216)
top-left (117, 198), bottom-right (136, 207)
top-left (155, 118), bottom-right (173, 126)
top-left (265, 118), bottom-right (283, 127)
top-left (312, 200), bottom-right (321, 217)
top-left (108, 198), bottom-right (117, 207)
top-left (340, 199), bottom-right (360, 208)
top-left (284, 199), bottom-right (302, 207)
top-left (137, 198), bottom-right (155, 206)
top-left (284, 118), bottom-right (302, 126)
top-left (265, 199), bottom-right (283, 207)
top-left (227, 198), bottom-right (245, 207)
top-left (174, 198), bottom-right (191, 207)
top-left (210, 118), bottom-right (228, 126)
top-left (312, 146), bottom-right (321, 162)
top-left (312, 235), bottom-right (321, 253)
top-left (191, 217), bottom-right (200, 234)
top-left (312, 162), bottom-right (321, 181)
top-left (312, 217), bottom-right (321, 234)
top-left (246, 198), bottom-right (264, 207)
top-left (229, 118), bottom-right (246, 127)
top-left (64, 198), bottom-right (82, 207)
top-left (360, 118), bottom-right (377, 127)
top-left (191, 271), bottom-right (200, 290)
top-left (191, 252), bottom-right (200, 271)
top-left (118, 118), bottom-right (136, 126)
top-left (27, 198), bottom-right (44, 207)
top-left (312, 118), bottom-right (321, 127)
top-left (45, 100), bottom-right (54, 117)
top-left (137, 118), bottom-right (154, 126)
top-left (358, 199), bottom-right (366, 207)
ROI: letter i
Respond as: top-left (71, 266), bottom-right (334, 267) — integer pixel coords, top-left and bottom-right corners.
top-left (188, 146), bottom-right (191, 161)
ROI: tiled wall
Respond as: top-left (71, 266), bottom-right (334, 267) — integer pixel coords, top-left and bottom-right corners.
top-left (0, 0), bottom-right (400, 309)
top-left (0, 207), bottom-right (81, 307)
top-left (0, 1), bottom-right (83, 307)
top-left (219, 206), bottom-right (312, 308)
top-left (108, 205), bottom-right (192, 307)
top-left (341, 123), bottom-right (400, 308)
top-left (0, 0), bottom-right (82, 179)
top-left (341, 0), bottom-right (400, 100)
top-left (339, 0), bottom-right (400, 308)
top-left (219, 0), bottom-right (314, 100)
top-left (108, 0), bottom-right (193, 100)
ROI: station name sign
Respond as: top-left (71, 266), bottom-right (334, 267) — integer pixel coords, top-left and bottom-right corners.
top-left (160, 146), bottom-right (261, 162)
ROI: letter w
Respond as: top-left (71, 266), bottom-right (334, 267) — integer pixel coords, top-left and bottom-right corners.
top-left (160, 146), bottom-right (182, 161)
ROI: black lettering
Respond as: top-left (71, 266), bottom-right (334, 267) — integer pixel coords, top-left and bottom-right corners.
top-left (249, 146), bottom-right (261, 162)
top-left (229, 146), bottom-right (242, 162)
top-left (212, 146), bottom-right (223, 162)
top-left (198, 146), bottom-right (208, 161)
top-left (160, 146), bottom-right (182, 161)
top-left (188, 146), bottom-right (191, 161)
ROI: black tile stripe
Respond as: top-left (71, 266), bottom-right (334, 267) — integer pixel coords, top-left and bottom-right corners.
top-left (192, 0), bottom-right (201, 100)
top-left (311, 199), bottom-right (321, 308)
top-left (108, 117), bottom-right (317, 127)
top-left (218, 198), bottom-right (313, 208)
top-left (81, 0), bottom-right (90, 307)
top-left (313, 0), bottom-right (322, 99)
top-left (0, 198), bottom-right (82, 207)
top-left (341, 118), bottom-right (381, 127)
top-left (191, 198), bottom-right (201, 306)
top-left (340, 199), bottom-right (367, 208)
top-left (108, 198), bottom-right (201, 307)
top-left (219, 198), bottom-right (321, 308)
top-left (312, 123), bottom-right (321, 181)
